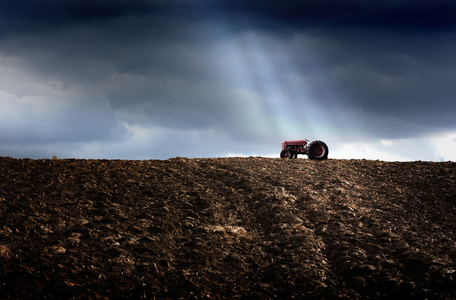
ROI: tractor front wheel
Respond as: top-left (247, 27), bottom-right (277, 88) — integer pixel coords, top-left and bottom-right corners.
top-left (280, 149), bottom-right (294, 159)
top-left (307, 141), bottom-right (329, 160)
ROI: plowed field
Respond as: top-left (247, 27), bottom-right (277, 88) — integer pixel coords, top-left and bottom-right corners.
top-left (0, 156), bottom-right (455, 299)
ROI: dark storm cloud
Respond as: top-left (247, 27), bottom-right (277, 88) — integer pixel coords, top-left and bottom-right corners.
top-left (293, 29), bottom-right (456, 137)
top-left (1, 0), bottom-right (456, 160)
top-left (0, 0), bottom-right (159, 35)
top-left (217, 0), bottom-right (456, 31)
top-left (4, 0), bottom-right (456, 32)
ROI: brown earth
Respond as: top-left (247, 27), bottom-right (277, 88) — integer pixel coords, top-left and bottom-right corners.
top-left (0, 156), bottom-right (455, 299)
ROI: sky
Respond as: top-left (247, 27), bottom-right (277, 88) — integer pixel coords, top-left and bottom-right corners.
top-left (1, 0), bottom-right (456, 161)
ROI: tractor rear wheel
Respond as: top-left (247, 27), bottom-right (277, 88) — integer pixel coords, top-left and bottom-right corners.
top-left (307, 140), bottom-right (329, 160)
top-left (280, 149), bottom-right (294, 159)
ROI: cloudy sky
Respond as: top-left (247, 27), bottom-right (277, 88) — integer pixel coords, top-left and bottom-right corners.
top-left (1, 0), bottom-right (456, 161)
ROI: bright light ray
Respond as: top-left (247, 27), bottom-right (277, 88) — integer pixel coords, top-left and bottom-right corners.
top-left (206, 8), bottom-right (334, 145)
top-left (238, 32), bottom-right (297, 136)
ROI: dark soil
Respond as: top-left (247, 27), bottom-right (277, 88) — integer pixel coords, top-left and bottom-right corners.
top-left (0, 156), bottom-right (455, 299)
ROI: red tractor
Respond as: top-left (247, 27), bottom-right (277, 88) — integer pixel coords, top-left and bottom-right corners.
top-left (280, 139), bottom-right (328, 160)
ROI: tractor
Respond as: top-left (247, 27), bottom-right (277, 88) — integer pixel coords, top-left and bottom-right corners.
top-left (280, 139), bottom-right (328, 160)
